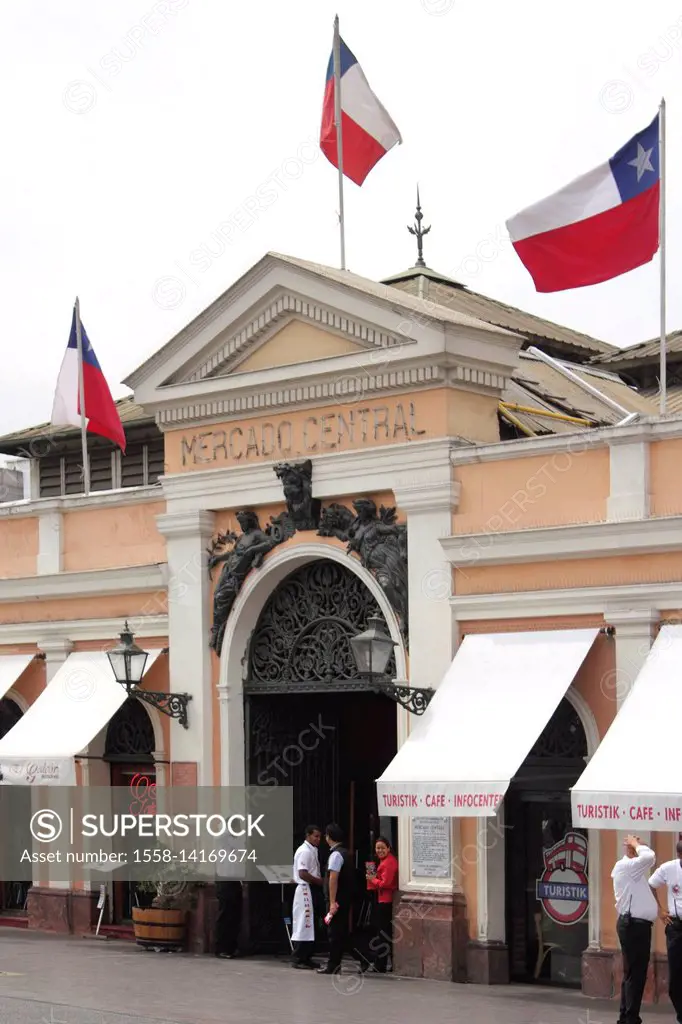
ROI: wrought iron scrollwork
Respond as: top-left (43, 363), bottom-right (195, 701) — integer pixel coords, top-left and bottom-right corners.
top-left (528, 698), bottom-right (587, 760)
top-left (370, 681), bottom-right (434, 715)
top-left (134, 690), bottom-right (192, 730)
top-left (105, 698), bottom-right (155, 760)
top-left (246, 560), bottom-right (395, 691)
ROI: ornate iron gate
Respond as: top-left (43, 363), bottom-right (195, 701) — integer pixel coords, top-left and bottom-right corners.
top-left (243, 559), bottom-right (394, 952)
top-left (245, 559), bottom-right (395, 693)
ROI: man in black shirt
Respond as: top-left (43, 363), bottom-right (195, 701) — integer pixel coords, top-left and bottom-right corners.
top-left (317, 823), bottom-right (354, 975)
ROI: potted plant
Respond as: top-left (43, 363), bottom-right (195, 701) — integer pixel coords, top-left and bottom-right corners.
top-left (132, 880), bottom-right (193, 952)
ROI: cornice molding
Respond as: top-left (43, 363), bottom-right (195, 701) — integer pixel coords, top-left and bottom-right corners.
top-left (153, 362), bottom-right (513, 429)
top-left (0, 615), bottom-right (168, 646)
top-left (155, 365), bottom-right (452, 428)
top-left (450, 581), bottom-right (682, 620)
top-left (161, 438), bottom-right (455, 513)
top-left (441, 515), bottom-right (682, 566)
top-left (156, 509), bottom-right (216, 541)
top-left (449, 417), bottom-right (682, 465)
top-left (0, 485), bottom-right (163, 522)
top-left (0, 563), bottom-right (166, 604)
top-left (393, 477), bottom-right (461, 515)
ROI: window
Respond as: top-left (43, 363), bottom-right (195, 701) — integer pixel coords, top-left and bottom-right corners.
top-left (120, 434), bottom-right (164, 488)
top-left (36, 426), bottom-right (164, 497)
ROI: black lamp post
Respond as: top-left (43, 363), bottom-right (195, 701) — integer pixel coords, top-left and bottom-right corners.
top-left (106, 622), bottom-right (192, 729)
top-left (350, 616), bottom-right (434, 716)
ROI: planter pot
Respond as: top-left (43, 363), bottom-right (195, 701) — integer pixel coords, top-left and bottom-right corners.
top-left (132, 906), bottom-right (187, 951)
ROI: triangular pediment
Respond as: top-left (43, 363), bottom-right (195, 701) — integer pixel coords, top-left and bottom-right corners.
top-left (125, 252), bottom-right (524, 427)
top-left (213, 318), bottom-right (369, 376)
top-left (176, 292), bottom-right (401, 385)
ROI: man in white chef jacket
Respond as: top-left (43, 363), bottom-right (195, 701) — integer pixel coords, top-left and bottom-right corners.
top-left (291, 825), bottom-right (323, 969)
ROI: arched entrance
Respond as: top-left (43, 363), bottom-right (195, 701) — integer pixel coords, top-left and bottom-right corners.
top-left (506, 697), bottom-right (589, 988)
top-left (0, 697), bottom-right (27, 918)
top-left (244, 558), bottom-right (398, 952)
top-left (104, 698), bottom-right (156, 923)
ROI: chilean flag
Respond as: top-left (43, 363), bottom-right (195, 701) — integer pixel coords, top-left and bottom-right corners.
top-left (320, 36), bottom-right (402, 186)
top-left (507, 114), bottom-right (660, 292)
top-left (51, 305), bottom-right (126, 452)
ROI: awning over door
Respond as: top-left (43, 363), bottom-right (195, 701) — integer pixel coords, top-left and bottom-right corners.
top-left (0, 649), bottom-right (163, 785)
top-left (572, 624), bottom-right (682, 831)
top-left (0, 654), bottom-right (34, 699)
top-left (377, 629), bottom-right (599, 817)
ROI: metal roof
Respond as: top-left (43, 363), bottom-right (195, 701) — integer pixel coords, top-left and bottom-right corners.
top-left (501, 352), bottom-right (657, 434)
top-left (269, 253), bottom-right (519, 339)
top-left (594, 330), bottom-right (682, 366)
top-left (382, 267), bottom-right (615, 358)
top-left (0, 396), bottom-right (149, 454)
top-left (640, 382), bottom-right (682, 415)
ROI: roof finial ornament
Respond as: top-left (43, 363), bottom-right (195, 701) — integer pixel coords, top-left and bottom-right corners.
top-left (407, 185), bottom-right (431, 268)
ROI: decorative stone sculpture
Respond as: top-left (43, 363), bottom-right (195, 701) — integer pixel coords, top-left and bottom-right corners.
top-left (207, 510), bottom-right (278, 656)
top-left (316, 502), bottom-right (355, 542)
top-left (268, 460), bottom-right (321, 542)
top-left (318, 497), bottom-right (409, 638)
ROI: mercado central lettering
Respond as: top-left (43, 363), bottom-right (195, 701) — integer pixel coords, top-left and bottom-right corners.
top-left (180, 401), bottom-right (426, 468)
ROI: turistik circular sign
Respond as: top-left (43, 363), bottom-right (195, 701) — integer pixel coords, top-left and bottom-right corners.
top-left (535, 831), bottom-right (589, 926)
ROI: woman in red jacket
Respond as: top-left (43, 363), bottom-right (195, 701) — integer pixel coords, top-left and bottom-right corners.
top-left (365, 836), bottom-right (399, 972)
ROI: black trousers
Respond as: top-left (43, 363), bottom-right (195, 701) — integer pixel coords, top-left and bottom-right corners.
top-left (369, 902), bottom-right (393, 972)
top-left (295, 940), bottom-right (315, 963)
top-left (326, 905), bottom-right (350, 971)
top-left (214, 881), bottom-right (242, 955)
top-left (617, 915), bottom-right (652, 1024)
top-left (665, 920), bottom-right (682, 1022)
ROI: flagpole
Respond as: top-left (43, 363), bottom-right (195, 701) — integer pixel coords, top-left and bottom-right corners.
top-left (659, 97), bottom-right (667, 416)
top-left (333, 14), bottom-right (347, 270)
top-left (74, 297), bottom-right (90, 496)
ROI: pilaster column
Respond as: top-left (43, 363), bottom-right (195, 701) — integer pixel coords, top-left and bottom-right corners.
top-left (607, 437), bottom-right (650, 521)
top-left (217, 681), bottom-right (245, 788)
top-left (393, 469), bottom-right (460, 900)
top-left (605, 607), bottom-right (659, 852)
top-left (37, 511), bottom-right (63, 575)
top-left (37, 637), bottom-right (73, 684)
top-left (605, 606), bottom-right (658, 706)
top-left (156, 510), bottom-right (215, 786)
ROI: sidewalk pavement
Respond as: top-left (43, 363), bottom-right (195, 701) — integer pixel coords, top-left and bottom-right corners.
top-left (0, 928), bottom-right (671, 1024)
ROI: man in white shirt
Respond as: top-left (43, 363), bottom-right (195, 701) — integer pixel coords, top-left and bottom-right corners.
top-left (649, 838), bottom-right (682, 1023)
top-left (291, 825), bottom-right (322, 969)
top-left (611, 834), bottom-right (657, 1024)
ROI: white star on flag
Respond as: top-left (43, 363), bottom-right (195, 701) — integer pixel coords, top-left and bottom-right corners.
top-left (628, 142), bottom-right (655, 181)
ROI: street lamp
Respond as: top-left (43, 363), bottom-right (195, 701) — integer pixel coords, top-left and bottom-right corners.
top-left (107, 622), bottom-right (192, 729)
top-left (350, 616), bottom-right (434, 716)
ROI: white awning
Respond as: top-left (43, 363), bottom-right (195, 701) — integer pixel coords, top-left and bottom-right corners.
top-left (572, 624), bottom-right (682, 831)
top-left (0, 654), bottom-right (33, 698)
top-left (377, 629), bottom-right (599, 817)
top-left (0, 649), bottom-right (163, 785)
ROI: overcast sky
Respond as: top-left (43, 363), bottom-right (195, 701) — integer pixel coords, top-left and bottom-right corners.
top-left (2, 0), bottom-right (681, 435)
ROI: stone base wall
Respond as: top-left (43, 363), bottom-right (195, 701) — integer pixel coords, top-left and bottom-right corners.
top-left (466, 941), bottom-right (509, 984)
top-left (27, 887), bottom-right (99, 935)
top-left (583, 947), bottom-right (670, 1005)
top-left (392, 890), bottom-right (468, 982)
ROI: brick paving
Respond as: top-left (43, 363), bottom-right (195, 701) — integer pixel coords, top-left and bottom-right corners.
top-left (0, 928), bottom-right (671, 1024)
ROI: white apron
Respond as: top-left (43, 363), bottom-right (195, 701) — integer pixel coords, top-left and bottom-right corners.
top-left (291, 882), bottom-right (315, 942)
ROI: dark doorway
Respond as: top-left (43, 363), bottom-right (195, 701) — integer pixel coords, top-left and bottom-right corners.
top-left (506, 698), bottom-right (589, 987)
top-left (243, 559), bottom-right (400, 954)
top-left (0, 698), bottom-right (28, 917)
top-left (104, 698), bottom-right (156, 924)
